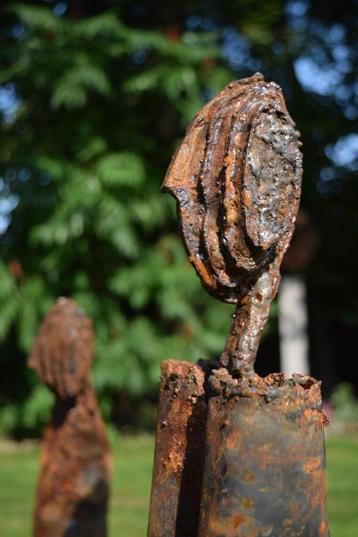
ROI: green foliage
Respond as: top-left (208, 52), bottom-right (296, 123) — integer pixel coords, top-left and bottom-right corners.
top-left (0, 384), bottom-right (54, 436)
top-left (331, 383), bottom-right (358, 423)
top-left (0, 1), bottom-right (234, 434)
top-left (0, 1), bottom-right (357, 434)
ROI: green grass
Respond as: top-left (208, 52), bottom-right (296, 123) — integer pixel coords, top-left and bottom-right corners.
top-left (326, 436), bottom-right (358, 536)
top-left (109, 435), bottom-right (154, 537)
top-left (0, 434), bottom-right (357, 536)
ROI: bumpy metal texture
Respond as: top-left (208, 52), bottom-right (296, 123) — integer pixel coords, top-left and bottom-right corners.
top-left (28, 298), bottom-right (111, 537)
top-left (198, 377), bottom-right (329, 537)
top-left (147, 360), bottom-right (207, 537)
top-left (163, 73), bottom-right (302, 379)
top-left (163, 72), bottom-right (302, 305)
top-left (156, 74), bottom-right (329, 536)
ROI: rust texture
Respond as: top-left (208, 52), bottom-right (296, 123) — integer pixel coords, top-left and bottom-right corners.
top-left (198, 376), bottom-right (329, 537)
top-left (163, 72), bottom-right (302, 381)
top-left (147, 360), bottom-right (207, 537)
top-left (28, 298), bottom-right (111, 537)
top-left (155, 73), bottom-right (329, 536)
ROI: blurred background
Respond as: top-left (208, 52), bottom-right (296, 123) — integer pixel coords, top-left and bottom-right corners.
top-left (0, 1), bottom-right (357, 535)
top-left (1, 0), bottom-right (358, 436)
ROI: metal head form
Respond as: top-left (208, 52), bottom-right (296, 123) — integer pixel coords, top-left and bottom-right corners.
top-left (28, 297), bottom-right (93, 399)
top-left (163, 73), bottom-right (303, 379)
top-left (163, 73), bottom-right (302, 305)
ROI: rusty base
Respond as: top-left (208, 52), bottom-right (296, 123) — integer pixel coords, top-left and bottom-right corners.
top-left (198, 376), bottom-right (329, 537)
top-left (147, 360), bottom-right (207, 537)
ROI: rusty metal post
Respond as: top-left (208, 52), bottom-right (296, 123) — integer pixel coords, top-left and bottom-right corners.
top-left (28, 298), bottom-right (111, 537)
top-left (198, 377), bottom-right (328, 537)
top-left (147, 360), bottom-right (207, 537)
top-left (158, 72), bottom-right (329, 535)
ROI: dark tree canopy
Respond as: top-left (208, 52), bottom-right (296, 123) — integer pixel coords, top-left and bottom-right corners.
top-left (0, 0), bottom-right (357, 433)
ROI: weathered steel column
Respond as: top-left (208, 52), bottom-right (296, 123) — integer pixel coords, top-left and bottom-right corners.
top-left (159, 72), bottom-right (329, 536)
top-left (28, 298), bottom-right (111, 537)
top-left (147, 360), bottom-right (207, 537)
top-left (199, 377), bottom-right (328, 536)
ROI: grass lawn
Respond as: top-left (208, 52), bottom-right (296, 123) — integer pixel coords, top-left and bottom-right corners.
top-left (0, 434), bottom-right (357, 536)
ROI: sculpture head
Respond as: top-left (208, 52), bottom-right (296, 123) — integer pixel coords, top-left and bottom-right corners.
top-left (163, 73), bottom-right (303, 303)
top-left (28, 298), bottom-right (93, 399)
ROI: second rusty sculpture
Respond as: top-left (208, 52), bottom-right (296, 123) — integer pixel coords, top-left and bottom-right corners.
top-left (29, 298), bottom-right (111, 537)
top-left (148, 73), bottom-right (329, 536)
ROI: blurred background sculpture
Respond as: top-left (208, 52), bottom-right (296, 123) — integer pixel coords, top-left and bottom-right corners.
top-left (28, 298), bottom-right (111, 537)
top-left (149, 74), bottom-right (329, 537)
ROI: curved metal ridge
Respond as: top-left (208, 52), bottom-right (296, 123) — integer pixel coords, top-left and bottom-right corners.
top-left (163, 73), bottom-right (303, 305)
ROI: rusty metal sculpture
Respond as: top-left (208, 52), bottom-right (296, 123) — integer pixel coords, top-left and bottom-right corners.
top-left (148, 73), bottom-right (329, 537)
top-left (28, 298), bottom-right (110, 537)
top-left (148, 360), bottom-right (207, 537)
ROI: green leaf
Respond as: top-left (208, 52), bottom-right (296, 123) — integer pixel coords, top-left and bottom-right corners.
top-left (13, 5), bottom-right (62, 33)
top-left (96, 152), bottom-right (145, 187)
top-left (75, 13), bottom-right (121, 39)
top-left (51, 82), bottom-right (87, 109)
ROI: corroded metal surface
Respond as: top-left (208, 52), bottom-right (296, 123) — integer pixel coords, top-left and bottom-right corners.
top-left (28, 298), bottom-right (110, 537)
top-left (198, 377), bottom-right (329, 537)
top-left (147, 360), bottom-right (207, 537)
top-left (163, 72), bottom-right (303, 380)
top-left (155, 73), bottom-right (329, 536)
top-left (163, 72), bottom-right (302, 305)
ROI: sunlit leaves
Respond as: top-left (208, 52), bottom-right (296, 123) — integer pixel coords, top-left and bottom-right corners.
top-left (96, 152), bottom-right (145, 187)
top-left (0, 2), bottom-right (233, 433)
top-left (12, 4), bottom-right (62, 33)
top-left (52, 64), bottom-right (111, 109)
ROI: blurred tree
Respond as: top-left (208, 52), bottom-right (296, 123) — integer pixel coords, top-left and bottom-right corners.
top-left (0, 0), bottom-right (357, 434)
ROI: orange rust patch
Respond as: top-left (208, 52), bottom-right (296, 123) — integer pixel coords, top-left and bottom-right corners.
top-left (303, 456), bottom-right (321, 474)
top-left (233, 513), bottom-right (247, 528)
top-left (320, 519), bottom-right (329, 535)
